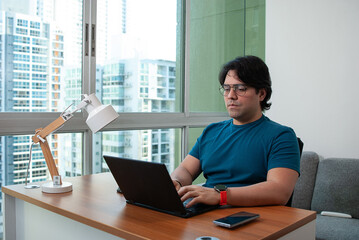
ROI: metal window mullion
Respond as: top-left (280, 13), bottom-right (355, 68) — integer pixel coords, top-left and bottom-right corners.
top-left (89, 0), bottom-right (97, 92)
top-left (0, 112), bottom-right (229, 136)
top-left (243, 0), bottom-right (246, 55)
top-left (181, 0), bottom-right (191, 161)
top-left (82, 0), bottom-right (95, 175)
top-left (181, 126), bottom-right (189, 161)
top-left (184, 0), bottom-right (190, 118)
top-left (0, 112), bottom-right (87, 136)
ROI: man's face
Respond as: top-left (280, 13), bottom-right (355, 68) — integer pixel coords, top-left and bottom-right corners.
top-left (223, 70), bottom-right (266, 125)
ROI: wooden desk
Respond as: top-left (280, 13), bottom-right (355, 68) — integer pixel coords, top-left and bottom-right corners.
top-left (2, 173), bottom-right (316, 240)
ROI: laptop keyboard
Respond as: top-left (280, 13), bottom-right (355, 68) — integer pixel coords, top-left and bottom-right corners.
top-left (183, 198), bottom-right (192, 207)
top-left (183, 198), bottom-right (214, 214)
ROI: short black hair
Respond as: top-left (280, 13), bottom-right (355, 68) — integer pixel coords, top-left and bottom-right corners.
top-left (218, 55), bottom-right (272, 111)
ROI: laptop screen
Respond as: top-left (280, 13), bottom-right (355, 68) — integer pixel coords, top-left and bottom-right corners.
top-left (103, 155), bottom-right (218, 218)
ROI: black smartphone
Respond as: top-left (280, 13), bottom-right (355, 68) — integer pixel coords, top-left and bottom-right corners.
top-left (213, 211), bottom-right (260, 228)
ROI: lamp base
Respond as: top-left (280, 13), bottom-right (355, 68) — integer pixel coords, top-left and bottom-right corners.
top-left (42, 181), bottom-right (73, 193)
top-left (24, 184), bottom-right (40, 189)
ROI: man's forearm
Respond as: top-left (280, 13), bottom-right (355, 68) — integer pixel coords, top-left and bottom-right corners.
top-left (227, 168), bottom-right (298, 206)
top-left (227, 181), bottom-right (293, 206)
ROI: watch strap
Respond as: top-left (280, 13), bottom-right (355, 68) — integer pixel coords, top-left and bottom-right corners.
top-left (220, 190), bottom-right (227, 205)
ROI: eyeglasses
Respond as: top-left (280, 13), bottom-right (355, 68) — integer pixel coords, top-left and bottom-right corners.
top-left (219, 84), bottom-right (248, 97)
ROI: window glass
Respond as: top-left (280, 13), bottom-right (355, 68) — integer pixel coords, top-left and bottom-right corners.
top-left (97, 129), bottom-right (181, 173)
top-left (187, 127), bottom-right (206, 184)
top-left (188, 0), bottom-right (265, 112)
top-left (0, 1), bottom-right (266, 236)
top-left (96, 0), bottom-right (178, 113)
top-left (245, 0), bottom-right (266, 56)
top-left (0, 1), bottom-right (83, 234)
top-left (0, 133), bottom-right (82, 187)
top-left (0, 0), bottom-right (83, 112)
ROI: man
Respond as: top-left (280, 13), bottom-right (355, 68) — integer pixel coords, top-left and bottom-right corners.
top-left (171, 56), bottom-right (300, 208)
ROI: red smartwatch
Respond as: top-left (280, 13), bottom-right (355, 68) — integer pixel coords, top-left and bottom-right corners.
top-left (214, 184), bottom-right (228, 205)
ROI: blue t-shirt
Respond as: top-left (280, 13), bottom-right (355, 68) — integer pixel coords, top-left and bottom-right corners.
top-left (189, 115), bottom-right (300, 188)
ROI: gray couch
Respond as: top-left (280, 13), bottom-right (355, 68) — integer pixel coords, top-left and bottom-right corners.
top-left (291, 151), bottom-right (359, 240)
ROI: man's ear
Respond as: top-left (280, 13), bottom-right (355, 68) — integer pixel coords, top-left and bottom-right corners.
top-left (259, 89), bottom-right (266, 101)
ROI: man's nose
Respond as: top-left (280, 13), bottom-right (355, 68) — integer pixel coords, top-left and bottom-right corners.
top-left (227, 88), bottom-right (237, 99)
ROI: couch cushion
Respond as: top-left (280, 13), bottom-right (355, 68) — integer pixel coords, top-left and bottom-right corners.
top-left (311, 158), bottom-right (359, 218)
top-left (291, 151), bottom-right (319, 209)
top-left (316, 214), bottom-right (359, 240)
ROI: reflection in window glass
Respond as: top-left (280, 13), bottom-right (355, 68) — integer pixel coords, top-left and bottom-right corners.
top-left (96, 0), bottom-right (177, 113)
top-left (97, 129), bottom-right (180, 174)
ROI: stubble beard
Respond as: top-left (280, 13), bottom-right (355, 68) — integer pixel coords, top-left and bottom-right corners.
top-left (227, 104), bottom-right (260, 125)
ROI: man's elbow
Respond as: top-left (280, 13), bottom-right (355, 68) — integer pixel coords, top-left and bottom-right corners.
top-left (275, 189), bottom-right (294, 206)
top-left (269, 184), bottom-right (295, 206)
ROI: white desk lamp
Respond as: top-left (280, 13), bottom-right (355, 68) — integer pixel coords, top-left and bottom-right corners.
top-left (25, 93), bottom-right (119, 193)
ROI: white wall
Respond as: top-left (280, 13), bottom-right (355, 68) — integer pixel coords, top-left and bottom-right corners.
top-left (266, 0), bottom-right (359, 158)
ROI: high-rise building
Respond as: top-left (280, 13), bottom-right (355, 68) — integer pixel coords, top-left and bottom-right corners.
top-left (98, 58), bottom-right (176, 173)
top-left (0, 10), bottom-right (64, 185)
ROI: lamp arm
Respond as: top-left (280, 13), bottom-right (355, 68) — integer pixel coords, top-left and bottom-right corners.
top-left (68, 98), bottom-right (90, 115)
top-left (32, 97), bottom-right (92, 143)
top-left (31, 98), bottom-right (91, 185)
top-left (39, 137), bottom-right (62, 184)
top-left (32, 115), bottom-right (69, 143)
top-left (31, 114), bottom-right (72, 184)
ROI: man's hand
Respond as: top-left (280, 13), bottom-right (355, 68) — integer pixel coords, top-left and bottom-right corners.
top-left (178, 185), bottom-right (220, 208)
top-left (172, 179), bottom-right (182, 191)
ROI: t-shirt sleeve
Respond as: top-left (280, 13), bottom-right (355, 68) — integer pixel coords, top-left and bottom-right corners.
top-left (267, 128), bottom-right (301, 174)
top-left (189, 135), bottom-right (201, 159)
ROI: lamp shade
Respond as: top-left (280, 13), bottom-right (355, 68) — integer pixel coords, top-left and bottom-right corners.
top-left (84, 93), bottom-right (119, 133)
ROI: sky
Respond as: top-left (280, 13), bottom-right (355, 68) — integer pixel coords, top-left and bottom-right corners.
top-left (107, 0), bottom-right (177, 61)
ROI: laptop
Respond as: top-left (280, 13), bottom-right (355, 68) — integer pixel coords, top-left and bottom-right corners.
top-left (103, 155), bottom-right (219, 218)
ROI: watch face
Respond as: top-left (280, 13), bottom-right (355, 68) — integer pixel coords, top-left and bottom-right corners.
top-left (215, 184), bottom-right (227, 192)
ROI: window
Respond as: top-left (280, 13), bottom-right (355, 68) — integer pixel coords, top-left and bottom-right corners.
top-left (16, 28), bottom-right (28, 35)
top-left (0, 0), bottom-right (84, 233)
top-left (30, 21), bottom-right (40, 29)
top-left (98, 128), bottom-right (178, 173)
top-left (17, 19), bottom-right (28, 27)
top-left (0, 0), bottom-right (265, 237)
